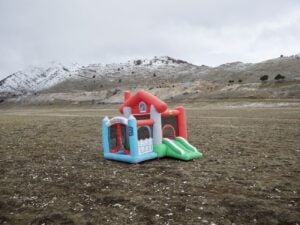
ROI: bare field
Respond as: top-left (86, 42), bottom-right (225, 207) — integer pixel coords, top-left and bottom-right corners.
top-left (0, 101), bottom-right (300, 225)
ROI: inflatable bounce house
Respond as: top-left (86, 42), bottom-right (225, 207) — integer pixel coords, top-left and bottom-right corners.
top-left (101, 90), bottom-right (202, 163)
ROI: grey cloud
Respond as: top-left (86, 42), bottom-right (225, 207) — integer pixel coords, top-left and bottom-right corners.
top-left (0, 0), bottom-right (300, 79)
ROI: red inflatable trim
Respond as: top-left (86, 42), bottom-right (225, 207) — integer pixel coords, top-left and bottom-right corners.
top-left (137, 119), bottom-right (154, 126)
top-left (119, 90), bottom-right (168, 114)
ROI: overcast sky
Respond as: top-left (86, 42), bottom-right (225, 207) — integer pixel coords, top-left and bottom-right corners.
top-left (0, 0), bottom-right (300, 79)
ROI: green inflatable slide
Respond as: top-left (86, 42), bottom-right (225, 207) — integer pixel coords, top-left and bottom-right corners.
top-left (154, 137), bottom-right (202, 161)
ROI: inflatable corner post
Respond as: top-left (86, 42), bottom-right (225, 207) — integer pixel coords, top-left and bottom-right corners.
top-left (101, 90), bottom-right (203, 163)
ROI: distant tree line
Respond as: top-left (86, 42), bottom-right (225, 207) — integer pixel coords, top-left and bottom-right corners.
top-left (228, 79), bottom-right (243, 84)
top-left (228, 74), bottom-right (286, 84)
top-left (260, 74), bottom-right (286, 82)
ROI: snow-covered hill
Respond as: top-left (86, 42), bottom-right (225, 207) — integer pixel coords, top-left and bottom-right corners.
top-left (0, 56), bottom-right (193, 95)
top-left (1, 55), bottom-right (300, 103)
top-left (0, 61), bottom-right (80, 95)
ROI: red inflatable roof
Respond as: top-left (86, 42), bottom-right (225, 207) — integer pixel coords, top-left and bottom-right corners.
top-left (119, 90), bottom-right (168, 114)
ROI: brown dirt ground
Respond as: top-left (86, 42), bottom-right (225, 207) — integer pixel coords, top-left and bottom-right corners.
top-left (0, 101), bottom-right (299, 225)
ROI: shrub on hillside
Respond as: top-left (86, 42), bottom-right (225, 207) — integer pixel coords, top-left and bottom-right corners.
top-left (260, 75), bottom-right (268, 82)
top-left (274, 74), bottom-right (285, 81)
top-left (134, 60), bottom-right (142, 66)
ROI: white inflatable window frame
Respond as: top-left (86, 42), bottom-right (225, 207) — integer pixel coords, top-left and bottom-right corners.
top-left (139, 101), bottom-right (147, 113)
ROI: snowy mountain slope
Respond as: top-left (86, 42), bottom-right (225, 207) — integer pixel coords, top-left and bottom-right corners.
top-left (43, 56), bottom-right (211, 93)
top-left (73, 56), bottom-right (194, 79)
top-left (0, 62), bottom-right (80, 95)
top-left (0, 56), bottom-right (195, 95)
top-left (1, 55), bottom-right (300, 99)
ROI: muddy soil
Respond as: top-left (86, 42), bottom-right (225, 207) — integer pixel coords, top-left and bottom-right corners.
top-left (0, 101), bottom-right (299, 225)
